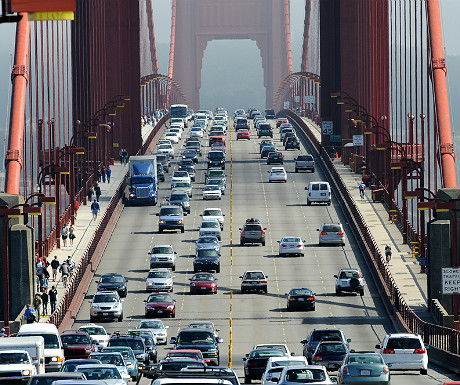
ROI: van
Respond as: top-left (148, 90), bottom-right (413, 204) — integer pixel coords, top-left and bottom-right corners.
top-left (305, 182), bottom-right (331, 205)
top-left (0, 335), bottom-right (45, 373)
top-left (17, 323), bottom-right (65, 372)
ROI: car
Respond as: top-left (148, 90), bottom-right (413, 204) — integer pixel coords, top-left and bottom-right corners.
top-left (334, 269), bottom-right (365, 296)
top-left (90, 291), bottom-right (123, 322)
top-left (171, 181), bottom-right (193, 198)
top-left (60, 330), bottom-right (98, 360)
top-left (146, 269), bottom-right (175, 292)
top-left (257, 123), bottom-right (273, 138)
top-left (240, 218), bottom-right (266, 246)
top-left (75, 364), bottom-right (127, 385)
top-left (157, 143), bottom-right (174, 158)
top-left (78, 324), bottom-right (111, 349)
top-left (195, 236), bottom-right (221, 254)
top-left (126, 330), bottom-right (158, 364)
top-left (170, 328), bottom-right (223, 366)
top-left (295, 154), bottom-right (315, 173)
top-left (201, 208), bottom-right (225, 230)
top-left (268, 167), bottom-right (287, 183)
top-left (181, 149), bottom-right (199, 164)
top-left (252, 343), bottom-right (292, 357)
top-left (282, 132), bottom-right (296, 146)
top-left (311, 341), bottom-right (349, 371)
top-left (301, 329), bottom-right (351, 363)
top-left (262, 356), bottom-right (309, 385)
top-left (101, 346), bottom-right (138, 381)
top-left (199, 219), bottom-right (222, 240)
top-left (165, 131), bottom-right (180, 144)
top-left (157, 154), bottom-right (171, 173)
top-left (276, 365), bottom-right (334, 385)
top-left (202, 185), bottom-right (222, 200)
top-left (205, 169), bottom-right (226, 184)
top-left (178, 165), bottom-right (196, 182)
top-left (59, 358), bottom-right (101, 372)
top-left (157, 164), bottom-right (166, 182)
top-left (189, 273), bottom-right (218, 294)
top-left (260, 140), bottom-right (275, 153)
top-left (264, 109), bottom-right (276, 119)
top-left (277, 236), bottom-right (305, 257)
top-left (243, 348), bottom-right (287, 383)
top-left (267, 151), bottom-right (284, 165)
top-left (337, 352), bottom-right (390, 384)
top-left (157, 205), bottom-right (185, 233)
top-left (144, 292), bottom-right (176, 318)
top-left (187, 321), bottom-right (220, 338)
top-left (207, 150), bottom-right (226, 169)
top-left (376, 333), bottom-right (428, 375)
top-left (318, 223), bottom-right (345, 246)
top-left (179, 158), bottom-right (196, 168)
top-left (286, 288), bottom-right (316, 311)
top-left (149, 245), bottom-right (177, 271)
top-left (206, 179), bottom-right (226, 194)
top-left (167, 192), bottom-right (191, 214)
top-left (88, 352), bottom-right (130, 382)
top-left (96, 273), bottom-right (128, 297)
top-left (211, 142), bottom-right (226, 153)
top-left (276, 118), bottom-right (289, 128)
top-left (190, 126), bottom-right (204, 138)
top-left (171, 171), bottom-right (191, 185)
top-left (107, 334), bottom-right (150, 369)
top-left (235, 119), bottom-right (249, 131)
top-left (306, 182), bottom-right (331, 205)
top-left (279, 122), bottom-right (293, 132)
top-left (164, 349), bottom-right (206, 363)
top-left (285, 136), bottom-right (300, 150)
top-left (193, 249), bottom-right (221, 273)
top-left (170, 118), bottom-right (186, 129)
top-left (209, 134), bottom-right (225, 147)
top-left (261, 145), bottom-right (276, 158)
top-left (236, 129), bottom-right (250, 140)
top-left (137, 319), bottom-right (169, 345)
top-left (240, 271), bottom-right (268, 293)
top-left (185, 141), bottom-right (202, 156)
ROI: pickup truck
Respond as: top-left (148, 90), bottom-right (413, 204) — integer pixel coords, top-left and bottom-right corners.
top-left (294, 154), bottom-right (315, 173)
top-left (0, 350), bottom-right (37, 382)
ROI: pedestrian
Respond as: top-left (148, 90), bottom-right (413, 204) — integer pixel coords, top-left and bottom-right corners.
top-left (36, 259), bottom-right (44, 278)
top-left (60, 224), bottom-right (69, 247)
top-left (87, 185), bottom-right (94, 202)
top-left (24, 304), bottom-right (37, 324)
top-left (39, 274), bottom-right (48, 291)
top-left (49, 286), bottom-right (58, 313)
top-left (101, 166), bottom-right (106, 183)
top-left (91, 199), bottom-right (100, 220)
top-left (97, 165), bottom-right (102, 182)
top-left (95, 184), bottom-right (101, 202)
top-left (59, 261), bottom-right (70, 286)
top-left (0, 328), bottom-right (7, 337)
top-left (51, 256), bottom-right (59, 282)
top-left (74, 200), bottom-right (80, 220)
top-left (33, 293), bottom-right (42, 321)
top-left (69, 225), bottom-right (76, 246)
top-left (122, 148), bottom-right (128, 165)
top-left (41, 288), bottom-right (49, 316)
top-left (119, 149), bottom-right (123, 164)
top-left (106, 166), bottom-right (112, 183)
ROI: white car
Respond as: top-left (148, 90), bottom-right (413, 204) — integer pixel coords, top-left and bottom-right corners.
top-left (171, 171), bottom-right (191, 185)
top-left (157, 143), bottom-right (174, 158)
top-left (199, 219), bottom-right (222, 240)
top-left (334, 269), bottom-right (365, 296)
top-left (277, 236), bottom-right (305, 257)
top-left (78, 324), bottom-right (110, 348)
top-left (201, 208), bottom-right (225, 230)
top-left (149, 245), bottom-right (177, 271)
top-left (169, 123), bottom-right (184, 134)
top-left (0, 350), bottom-right (36, 382)
top-left (170, 118), bottom-right (185, 129)
top-left (75, 364), bottom-right (127, 385)
top-left (203, 185), bottom-right (222, 200)
top-left (262, 356), bottom-right (309, 385)
top-left (138, 319), bottom-right (169, 345)
top-left (268, 167), bottom-right (287, 183)
top-left (90, 291), bottom-right (123, 322)
top-left (276, 365), bottom-right (334, 385)
top-left (165, 132), bottom-right (179, 144)
top-left (146, 268), bottom-right (174, 292)
top-left (190, 126), bottom-right (204, 138)
top-left (168, 127), bottom-right (182, 139)
top-left (376, 333), bottom-right (429, 375)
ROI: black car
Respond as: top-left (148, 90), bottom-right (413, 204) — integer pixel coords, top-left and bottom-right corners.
top-left (257, 123), bottom-right (273, 138)
top-left (267, 151), bottom-right (284, 165)
top-left (167, 192), bottom-right (191, 214)
top-left (107, 334), bottom-right (150, 368)
top-left (286, 288), bottom-right (316, 311)
top-left (156, 154), bottom-right (170, 173)
top-left (127, 330), bottom-right (158, 363)
top-left (235, 119), bottom-right (249, 130)
top-left (157, 164), bottom-right (165, 182)
top-left (243, 348), bottom-right (286, 383)
top-left (181, 149), bottom-right (199, 164)
top-left (97, 273), bottom-right (128, 297)
top-left (264, 109), bottom-right (276, 119)
top-left (285, 136), bottom-right (300, 150)
top-left (185, 141), bottom-right (202, 155)
top-left (283, 132), bottom-right (297, 146)
top-left (178, 165), bottom-right (196, 182)
top-left (261, 145), bottom-right (276, 158)
top-left (207, 151), bottom-right (225, 169)
top-left (193, 249), bottom-right (221, 273)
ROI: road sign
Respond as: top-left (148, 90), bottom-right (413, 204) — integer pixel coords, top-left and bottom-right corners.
top-left (321, 121), bottom-right (333, 135)
top-left (353, 135), bottom-right (364, 146)
top-left (305, 95), bottom-right (315, 103)
top-left (295, 96), bottom-right (300, 102)
top-left (330, 135), bottom-right (342, 143)
top-left (284, 101), bottom-right (290, 109)
top-left (442, 268), bottom-right (460, 294)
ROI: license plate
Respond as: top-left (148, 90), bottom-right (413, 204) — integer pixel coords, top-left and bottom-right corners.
top-left (157, 310), bottom-right (163, 313)
top-left (298, 298), bottom-right (305, 301)
top-left (103, 312), bottom-right (109, 316)
top-left (201, 287), bottom-right (207, 290)
top-left (321, 193), bottom-right (326, 196)
top-left (360, 370), bottom-right (371, 376)
top-left (252, 281), bottom-right (259, 284)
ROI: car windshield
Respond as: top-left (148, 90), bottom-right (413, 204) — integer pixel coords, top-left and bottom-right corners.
top-left (61, 334), bottom-right (91, 345)
top-left (177, 332), bottom-right (214, 344)
top-left (285, 368), bottom-right (326, 383)
top-left (90, 354), bottom-right (124, 366)
top-left (17, 334), bottom-right (59, 349)
top-left (291, 289), bottom-right (312, 296)
top-left (208, 171), bottom-right (224, 177)
top-left (148, 270), bottom-right (170, 278)
top-left (386, 338), bottom-right (422, 349)
top-left (203, 209), bottom-right (222, 216)
top-left (312, 331), bottom-right (343, 342)
top-left (147, 294), bottom-right (172, 302)
top-left (157, 155), bottom-right (167, 161)
top-left (108, 339), bottom-right (144, 351)
top-left (132, 177), bottom-right (154, 184)
top-left (191, 274), bottom-right (214, 281)
top-left (0, 352), bottom-right (29, 364)
top-left (80, 327), bottom-right (106, 336)
top-left (271, 360), bottom-right (305, 367)
top-left (347, 354), bottom-right (384, 364)
top-left (249, 349), bottom-right (284, 358)
top-left (197, 249), bottom-right (219, 258)
top-left (101, 275), bottom-right (124, 283)
top-left (339, 271), bottom-right (360, 279)
top-left (151, 246), bottom-right (173, 254)
top-left (172, 182), bottom-right (191, 188)
top-left (271, 169), bottom-right (285, 174)
top-left (77, 367), bottom-right (121, 380)
top-left (160, 208), bottom-right (182, 216)
top-left (297, 155), bottom-right (313, 161)
top-left (201, 222), bottom-right (219, 229)
top-left (139, 320), bottom-right (164, 329)
top-left (93, 294), bottom-right (118, 303)
top-left (174, 172), bottom-right (188, 177)
top-left (183, 150), bottom-right (197, 155)
top-left (263, 146), bottom-right (275, 151)
top-left (197, 237), bottom-right (218, 244)
top-left (206, 180), bottom-right (222, 186)
top-left (158, 144), bottom-right (172, 149)
top-left (208, 152), bottom-right (224, 160)
top-left (167, 352), bottom-right (200, 359)
top-left (244, 224), bottom-right (261, 232)
top-left (188, 323), bottom-right (213, 331)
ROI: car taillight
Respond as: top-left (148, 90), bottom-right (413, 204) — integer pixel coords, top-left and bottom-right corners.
top-left (307, 297), bottom-right (314, 301)
top-left (313, 355), bottom-right (322, 361)
top-left (337, 232), bottom-right (344, 235)
top-left (247, 361), bottom-right (257, 367)
top-left (261, 280), bottom-right (267, 284)
top-left (312, 161), bottom-right (315, 165)
top-left (342, 366), bottom-right (349, 375)
top-left (289, 298), bottom-right (296, 301)
top-left (241, 231), bottom-right (245, 236)
top-left (296, 245), bottom-right (302, 248)
top-left (261, 229), bottom-right (265, 235)
top-left (281, 244), bottom-right (287, 247)
top-left (242, 281), bottom-right (250, 284)
top-left (320, 232), bottom-right (327, 235)
top-left (383, 348), bottom-right (395, 354)
top-left (413, 348), bottom-right (426, 354)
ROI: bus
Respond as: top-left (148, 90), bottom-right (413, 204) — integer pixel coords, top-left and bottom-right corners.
top-left (170, 104), bottom-right (188, 119)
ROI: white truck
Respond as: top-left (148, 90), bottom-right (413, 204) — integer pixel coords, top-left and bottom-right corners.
top-left (0, 336), bottom-right (45, 374)
top-left (0, 350), bottom-right (37, 382)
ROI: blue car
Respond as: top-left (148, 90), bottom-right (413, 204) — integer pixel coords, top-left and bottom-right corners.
top-left (102, 346), bottom-right (138, 381)
top-left (311, 341), bottom-right (348, 371)
top-left (195, 236), bottom-right (221, 254)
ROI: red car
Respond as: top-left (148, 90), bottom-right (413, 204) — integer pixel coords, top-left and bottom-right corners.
top-left (60, 330), bottom-right (97, 359)
top-left (276, 118), bottom-right (289, 128)
top-left (211, 142), bottom-right (226, 153)
top-left (165, 349), bottom-right (208, 364)
top-left (237, 129), bottom-right (250, 140)
top-left (189, 273), bottom-right (218, 294)
top-left (209, 134), bottom-right (226, 146)
top-left (144, 292), bottom-right (176, 318)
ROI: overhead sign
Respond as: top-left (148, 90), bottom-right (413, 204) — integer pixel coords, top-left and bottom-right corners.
top-left (330, 135), bottom-right (342, 143)
top-left (321, 121), bottom-right (333, 135)
top-left (305, 95), bottom-right (315, 103)
top-left (295, 96), bottom-right (300, 102)
top-left (442, 268), bottom-right (460, 294)
top-left (284, 101), bottom-right (290, 109)
top-left (353, 135), bottom-right (364, 146)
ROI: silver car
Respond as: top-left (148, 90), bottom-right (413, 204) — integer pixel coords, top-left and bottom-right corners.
top-left (334, 269), bottom-right (365, 296)
top-left (75, 364), bottom-right (127, 385)
top-left (276, 365), bottom-right (334, 385)
top-left (90, 291), bottom-right (123, 322)
top-left (146, 269), bottom-right (175, 292)
top-left (199, 219), bottom-right (222, 240)
top-left (149, 245), bottom-right (177, 271)
top-left (171, 181), bottom-right (192, 197)
top-left (278, 236), bottom-right (305, 257)
top-left (138, 319), bottom-right (169, 345)
top-left (317, 223), bottom-right (345, 246)
top-left (88, 352), bottom-right (130, 382)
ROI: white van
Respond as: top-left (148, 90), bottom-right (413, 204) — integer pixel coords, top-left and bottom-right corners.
top-left (305, 182), bottom-right (331, 205)
top-left (17, 323), bottom-right (64, 372)
top-left (0, 335), bottom-right (45, 373)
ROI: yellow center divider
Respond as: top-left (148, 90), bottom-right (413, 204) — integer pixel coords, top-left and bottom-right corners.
top-left (228, 117), bottom-right (233, 368)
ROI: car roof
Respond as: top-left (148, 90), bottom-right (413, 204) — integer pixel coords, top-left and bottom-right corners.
top-left (151, 244), bottom-right (174, 248)
top-left (61, 330), bottom-right (90, 336)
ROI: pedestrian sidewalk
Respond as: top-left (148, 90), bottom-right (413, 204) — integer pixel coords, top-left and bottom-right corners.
top-left (301, 117), bottom-right (431, 322)
top-left (38, 124), bottom-right (155, 322)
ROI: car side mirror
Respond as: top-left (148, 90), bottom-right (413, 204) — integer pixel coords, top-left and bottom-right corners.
top-left (199, 214), bottom-right (202, 216)
top-left (242, 357), bottom-right (246, 361)
top-left (95, 281), bottom-right (99, 283)
top-left (291, 352), bottom-right (295, 356)
top-left (347, 338), bottom-right (352, 343)
top-left (170, 337), bottom-right (176, 344)
top-left (217, 338), bottom-right (223, 343)
top-left (300, 340), bottom-right (307, 344)
top-left (39, 358), bottom-right (44, 364)
top-left (304, 187), bottom-right (308, 190)
top-left (174, 251), bottom-right (177, 254)
top-left (334, 275), bottom-right (338, 278)
top-left (277, 241), bottom-right (280, 243)
top-left (375, 344), bottom-right (381, 349)
top-left (144, 300), bottom-right (147, 303)
top-left (156, 213), bottom-right (159, 216)
top-left (239, 276), bottom-right (243, 279)
top-left (165, 326), bottom-right (169, 329)
top-left (239, 228), bottom-right (242, 231)
top-left (264, 228), bottom-right (267, 230)
top-left (316, 229), bottom-right (320, 231)
top-left (303, 240), bottom-right (306, 243)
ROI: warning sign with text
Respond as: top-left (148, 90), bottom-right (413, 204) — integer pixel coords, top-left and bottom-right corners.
top-left (442, 268), bottom-right (460, 294)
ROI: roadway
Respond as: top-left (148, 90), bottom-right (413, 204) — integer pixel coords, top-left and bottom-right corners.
top-left (72, 115), bottom-right (458, 384)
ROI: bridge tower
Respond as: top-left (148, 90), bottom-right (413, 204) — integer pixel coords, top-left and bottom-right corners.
top-left (171, 0), bottom-right (292, 110)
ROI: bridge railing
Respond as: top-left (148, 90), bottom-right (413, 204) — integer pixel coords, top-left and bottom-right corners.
top-left (282, 110), bottom-right (460, 362)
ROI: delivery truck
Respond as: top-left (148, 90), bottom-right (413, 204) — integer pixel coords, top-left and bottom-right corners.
top-left (127, 155), bottom-right (158, 205)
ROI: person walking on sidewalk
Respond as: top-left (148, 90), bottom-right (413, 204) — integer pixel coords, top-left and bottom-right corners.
top-left (87, 185), bottom-right (94, 202)
top-left (39, 274), bottom-right (48, 291)
top-left (101, 166), bottom-right (106, 183)
top-left (122, 149), bottom-right (128, 165)
top-left (74, 200), bottom-right (80, 219)
top-left (119, 149), bottom-right (123, 164)
top-left (51, 256), bottom-right (59, 282)
top-left (49, 286), bottom-right (58, 313)
top-left (95, 184), bottom-right (101, 202)
top-left (97, 165), bottom-right (102, 182)
top-left (359, 182), bottom-right (366, 199)
top-left (69, 225), bottom-right (76, 246)
top-left (41, 288), bottom-right (49, 316)
top-left (91, 199), bottom-right (100, 220)
top-left (33, 293), bottom-right (42, 321)
top-left (59, 261), bottom-right (70, 286)
top-left (106, 166), bottom-right (112, 183)
top-left (60, 224), bottom-right (69, 247)
top-left (24, 304), bottom-right (37, 323)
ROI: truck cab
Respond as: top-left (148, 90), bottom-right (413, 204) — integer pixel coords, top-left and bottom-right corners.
top-left (128, 155), bottom-right (158, 205)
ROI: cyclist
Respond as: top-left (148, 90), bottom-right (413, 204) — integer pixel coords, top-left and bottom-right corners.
top-left (359, 182), bottom-right (366, 199)
top-left (385, 244), bottom-right (392, 262)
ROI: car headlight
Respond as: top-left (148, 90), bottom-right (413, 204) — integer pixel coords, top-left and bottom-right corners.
top-left (159, 220), bottom-right (165, 224)
top-left (150, 193), bottom-right (156, 197)
top-left (114, 303), bottom-right (122, 309)
top-left (166, 282), bottom-right (172, 286)
top-left (127, 363), bottom-right (135, 369)
top-left (212, 283), bottom-right (217, 287)
top-left (190, 282), bottom-right (196, 286)
top-left (22, 370), bottom-right (31, 376)
top-left (178, 220), bottom-right (184, 224)
top-left (218, 218), bottom-right (223, 222)
top-left (167, 305), bottom-right (174, 310)
top-left (146, 282), bottom-right (153, 286)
